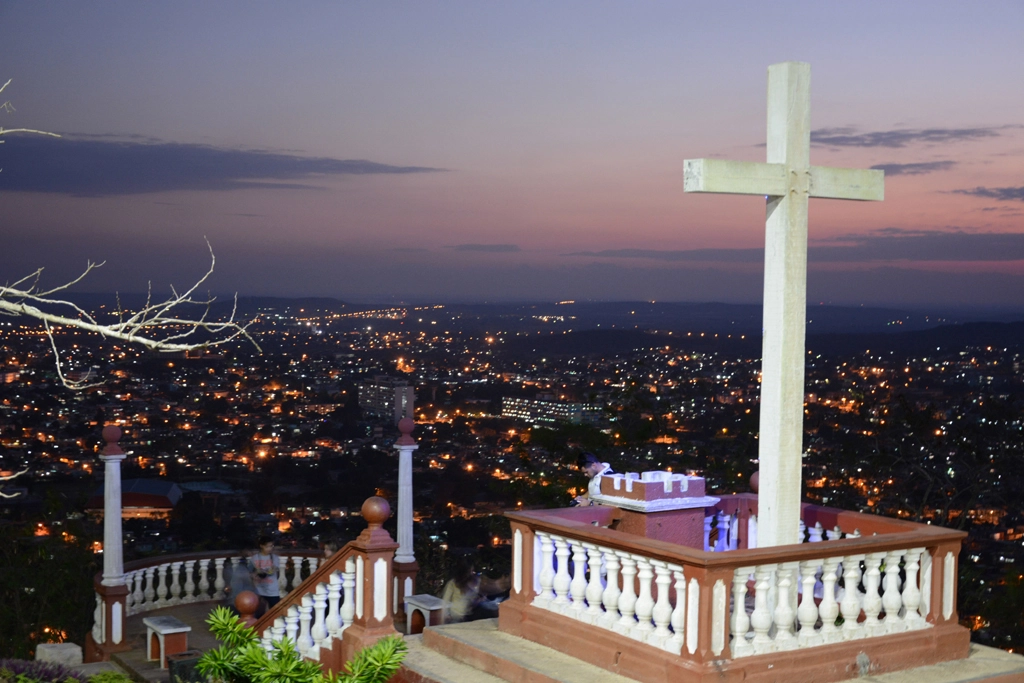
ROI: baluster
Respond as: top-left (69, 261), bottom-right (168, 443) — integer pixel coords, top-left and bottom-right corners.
top-left (124, 571), bottom-right (135, 614)
top-left (882, 550), bottom-right (905, 632)
top-left (747, 513), bottom-right (758, 549)
top-left (614, 553), bottom-right (638, 636)
top-left (534, 532), bottom-right (556, 608)
top-left (133, 571), bottom-right (145, 613)
top-left (308, 557), bottom-right (319, 574)
top-left (568, 540), bottom-right (588, 617)
top-left (262, 628), bottom-right (273, 653)
top-left (213, 558), bottom-right (227, 600)
top-left (797, 559), bottom-right (822, 646)
top-left (297, 593), bottom-right (314, 655)
top-left (862, 552), bottom-right (885, 634)
top-left (278, 556), bottom-right (289, 597)
top-left (840, 554), bottom-right (864, 636)
top-left (183, 560), bottom-right (197, 603)
top-left (649, 561), bottom-right (673, 648)
top-left (720, 513), bottom-right (733, 551)
top-left (809, 522), bottom-right (824, 543)
top-left (729, 514), bottom-right (740, 550)
top-left (229, 557), bottom-right (241, 599)
top-left (341, 559), bottom-right (356, 630)
top-left (198, 559), bottom-right (211, 600)
top-left (156, 563), bottom-right (170, 607)
top-left (902, 547), bottom-right (924, 628)
top-left (826, 525), bottom-right (842, 541)
top-left (597, 549), bottom-right (621, 629)
top-left (582, 544), bottom-right (604, 624)
top-left (750, 564), bottom-right (775, 653)
top-left (633, 556), bottom-right (655, 640)
top-left (850, 529), bottom-right (862, 539)
top-left (730, 566), bottom-right (753, 657)
top-left (818, 557), bottom-right (841, 642)
top-left (168, 562), bottom-right (183, 605)
top-left (703, 515), bottom-right (713, 551)
top-left (284, 605), bottom-right (299, 644)
top-left (773, 563), bottom-right (796, 649)
top-left (311, 583), bottom-right (328, 652)
top-left (291, 557), bottom-right (305, 591)
top-left (798, 519), bottom-right (806, 543)
top-left (667, 565), bottom-right (686, 654)
top-left (326, 572), bottom-right (343, 637)
top-left (551, 536), bottom-right (571, 611)
top-left (271, 616), bottom-right (285, 645)
top-left (713, 512), bottom-right (723, 551)
top-left (143, 567), bottom-right (156, 608)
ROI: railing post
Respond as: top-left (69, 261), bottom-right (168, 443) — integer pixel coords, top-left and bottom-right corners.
top-left (338, 497), bottom-right (399, 666)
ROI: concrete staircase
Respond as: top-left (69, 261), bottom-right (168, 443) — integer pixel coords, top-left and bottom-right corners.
top-left (396, 619), bottom-right (1024, 683)
top-left (398, 619), bottom-right (635, 683)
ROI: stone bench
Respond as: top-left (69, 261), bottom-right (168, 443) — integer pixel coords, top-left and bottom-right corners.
top-left (143, 615), bottom-right (192, 669)
top-left (405, 594), bottom-right (448, 635)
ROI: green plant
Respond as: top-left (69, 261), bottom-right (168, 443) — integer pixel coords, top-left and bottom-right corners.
top-left (196, 607), bottom-right (406, 683)
top-left (86, 672), bottom-right (133, 683)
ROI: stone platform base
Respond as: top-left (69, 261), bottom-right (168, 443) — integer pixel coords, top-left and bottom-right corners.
top-left (396, 619), bottom-right (1024, 683)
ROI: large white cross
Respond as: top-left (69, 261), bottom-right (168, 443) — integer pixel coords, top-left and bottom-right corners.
top-left (683, 62), bottom-right (884, 547)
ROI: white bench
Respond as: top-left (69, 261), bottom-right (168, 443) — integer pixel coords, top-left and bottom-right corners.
top-left (143, 615), bottom-right (192, 669)
top-left (405, 594), bottom-right (448, 634)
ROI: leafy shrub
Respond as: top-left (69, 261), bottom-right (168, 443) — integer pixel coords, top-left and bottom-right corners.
top-left (196, 607), bottom-right (406, 683)
top-left (0, 659), bottom-right (80, 683)
top-left (85, 672), bottom-right (132, 683)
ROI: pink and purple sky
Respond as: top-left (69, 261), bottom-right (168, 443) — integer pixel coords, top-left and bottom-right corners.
top-left (2, 2), bottom-right (1023, 307)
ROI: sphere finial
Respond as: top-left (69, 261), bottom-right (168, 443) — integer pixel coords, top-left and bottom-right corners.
top-left (362, 496), bottom-right (390, 527)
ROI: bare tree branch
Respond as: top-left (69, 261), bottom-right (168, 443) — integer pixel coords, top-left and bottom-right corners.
top-left (0, 469), bottom-right (29, 498)
top-left (1, 241), bottom-right (261, 389)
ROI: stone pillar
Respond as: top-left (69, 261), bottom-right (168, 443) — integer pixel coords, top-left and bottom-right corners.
top-left (393, 418), bottom-right (418, 624)
top-left (84, 426), bottom-right (131, 662)
top-left (100, 426), bottom-right (126, 587)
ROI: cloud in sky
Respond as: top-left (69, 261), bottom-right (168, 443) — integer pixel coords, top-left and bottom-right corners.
top-left (448, 244), bottom-right (521, 253)
top-left (0, 135), bottom-right (445, 196)
top-left (869, 160), bottom-right (956, 176)
top-left (953, 186), bottom-right (1024, 202)
top-left (811, 126), bottom-right (1007, 148)
top-left (565, 248), bottom-right (763, 263)
top-left (568, 230), bottom-right (1024, 263)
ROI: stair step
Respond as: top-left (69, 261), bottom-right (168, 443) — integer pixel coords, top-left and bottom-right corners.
top-left (421, 619), bottom-right (637, 683)
top-left (401, 635), bottom-right (507, 683)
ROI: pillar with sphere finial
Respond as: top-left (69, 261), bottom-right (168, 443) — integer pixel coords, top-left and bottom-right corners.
top-left (393, 417), bottom-right (418, 625)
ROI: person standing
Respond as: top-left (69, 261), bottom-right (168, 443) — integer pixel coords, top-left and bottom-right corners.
top-left (248, 535), bottom-right (281, 607)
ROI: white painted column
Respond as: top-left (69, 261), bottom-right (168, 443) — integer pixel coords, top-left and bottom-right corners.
top-left (100, 426), bottom-right (126, 587)
top-left (393, 418), bottom-right (418, 565)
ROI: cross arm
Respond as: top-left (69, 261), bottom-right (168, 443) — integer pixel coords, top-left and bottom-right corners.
top-left (683, 158), bottom-right (786, 196)
top-left (809, 166), bottom-right (884, 201)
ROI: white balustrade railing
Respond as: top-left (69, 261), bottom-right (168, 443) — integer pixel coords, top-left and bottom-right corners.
top-left (703, 508), bottom-right (861, 552)
top-left (124, 552), bottom-right (323, 616)
top-left (730, 546), bottom-right (929, 657)
top-left (260, 558), bottom-right (358, 660)
top-left (529, 528), bottom-right (932, 660)
top-left (532, 530), bottom-right (701, 655)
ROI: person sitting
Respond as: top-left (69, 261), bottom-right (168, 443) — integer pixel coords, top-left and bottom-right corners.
top-left (440, 558), bottom-right (509, 623)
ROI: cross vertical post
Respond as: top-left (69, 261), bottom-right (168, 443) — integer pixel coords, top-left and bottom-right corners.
top-left (683, 62), bottom-right (884, 547)
top-left (760, 62), bottom-right (811, 548)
